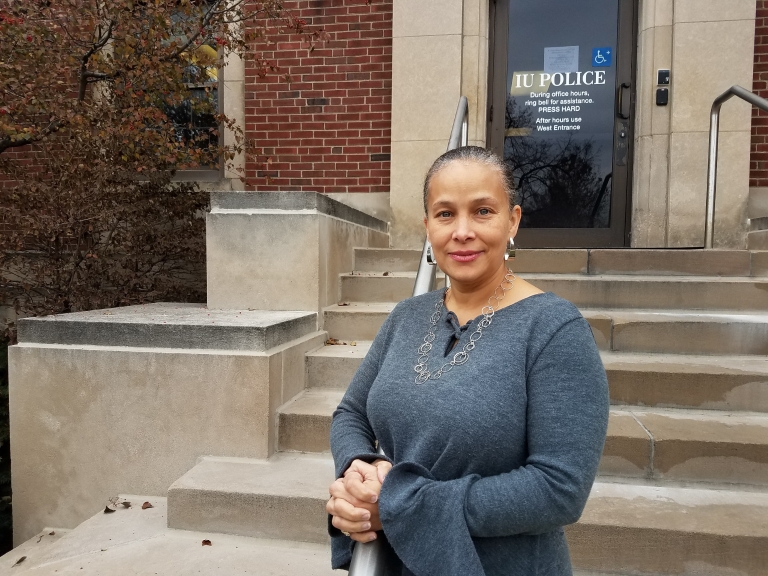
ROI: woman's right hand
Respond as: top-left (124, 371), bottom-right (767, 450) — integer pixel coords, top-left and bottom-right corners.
top-left (327, 459), bottom-right (392, 543)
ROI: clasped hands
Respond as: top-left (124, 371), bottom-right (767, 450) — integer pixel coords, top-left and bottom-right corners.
top-left (326, 458), bottom-right (392, 543)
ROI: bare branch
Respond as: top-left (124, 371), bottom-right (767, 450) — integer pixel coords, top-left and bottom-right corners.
top-left (78, 19), bottom-right (116, 101)
top-left (165, 0), bottom-right (227, 60)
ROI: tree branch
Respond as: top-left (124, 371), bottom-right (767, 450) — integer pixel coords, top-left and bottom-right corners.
top-left (0, 120), bottom-right (63, 154)
top-left (78, 19), bottom-right (116, 101)
top-left (165, 0), bottom-right (227, 60)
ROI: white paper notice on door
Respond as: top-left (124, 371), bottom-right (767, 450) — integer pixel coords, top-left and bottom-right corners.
top-left (544, 46), bottom-right (579, 73)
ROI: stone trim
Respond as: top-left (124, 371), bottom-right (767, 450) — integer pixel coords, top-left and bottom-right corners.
top-left (210, 191), bottom-right (389, 232)
top-left (16, 303), bottom-right (316, 351)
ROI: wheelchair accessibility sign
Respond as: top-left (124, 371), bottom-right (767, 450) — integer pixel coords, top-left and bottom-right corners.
top-left (592, 47), bottom-right (612, 67)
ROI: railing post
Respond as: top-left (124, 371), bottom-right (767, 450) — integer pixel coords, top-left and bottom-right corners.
top-left (412, 240), bottom-right (437, 297)
top-left (705, 100), bottom-right (723, 249)
top-left (705, 85), bottom-right (768, 249)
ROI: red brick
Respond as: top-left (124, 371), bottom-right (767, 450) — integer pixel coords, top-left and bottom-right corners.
top-left (242, 1), bottom-right (392, 194)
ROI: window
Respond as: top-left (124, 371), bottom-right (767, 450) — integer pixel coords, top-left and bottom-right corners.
top-left (165, 44), bottom-right (221, 172)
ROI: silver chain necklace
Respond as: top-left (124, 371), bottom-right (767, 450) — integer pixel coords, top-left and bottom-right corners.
top-left (414, 271), bottom-right (516, 384)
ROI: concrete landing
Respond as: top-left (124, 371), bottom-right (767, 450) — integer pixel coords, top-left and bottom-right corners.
top-left (0, 497), bottom-right (648, 576)
top-left (0, 497), bottom-right (335, 576)
top-left (167, 455), bottom-right (334, 544)
top-left (16, 303), bottom-right (317, 351)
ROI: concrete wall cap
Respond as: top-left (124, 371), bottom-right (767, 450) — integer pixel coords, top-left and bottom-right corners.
top-left (16, 303), bottom-right (317, 351)
top-left (209, 191), bottom-right (389, 233)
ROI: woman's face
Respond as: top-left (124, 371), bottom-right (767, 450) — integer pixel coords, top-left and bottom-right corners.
top-left (423, 160), bottom-right (521, 288)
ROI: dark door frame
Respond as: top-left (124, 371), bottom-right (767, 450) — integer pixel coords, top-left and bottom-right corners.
top-left (487, 0), bottom-right (638, 248)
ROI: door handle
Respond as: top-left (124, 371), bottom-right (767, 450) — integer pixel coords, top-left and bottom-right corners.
top-left (617, 82), bottom-right (631, 119)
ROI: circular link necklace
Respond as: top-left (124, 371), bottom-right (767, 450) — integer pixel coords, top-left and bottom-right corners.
top-left (414, 270), bottom-right (516, 384)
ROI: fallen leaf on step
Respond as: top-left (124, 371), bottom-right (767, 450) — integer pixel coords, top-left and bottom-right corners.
top-left (103, 506), bottom-right (116, 514)
top-left (350, 341), bottom-right (357, 346)
top-left (49, 531), bottom-right (55, 536)
top-left (338, 302), bottom-right (350, 306)
top-left (202, 539), bottom-right (212, 546)
top-left (36, 534), bottom-right (43, 543)
top-left (121, 501), bottom-right (132, 508)
top-left (326, 338), bottom-right (341, 345)
top-left (13, 556), bottom-right (27, 566)
top-left (142, 502), bottom-right (154, 510)
top-left (383, 271), bottom-right (390, 276)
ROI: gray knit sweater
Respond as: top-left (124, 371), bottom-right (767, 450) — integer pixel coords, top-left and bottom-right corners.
top-left (329, 290), bottom-right (609, 575)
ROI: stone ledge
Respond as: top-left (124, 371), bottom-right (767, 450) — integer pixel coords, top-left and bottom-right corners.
top-left (16, 303), bottom-right (316, 351)
top-left (210, 191), bottom-right (389, 233)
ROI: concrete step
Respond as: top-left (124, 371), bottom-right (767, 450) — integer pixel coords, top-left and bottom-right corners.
top-left (568, 480), bottom-right (768, 575)
top-left (277, 390), bottom-right (768, 485)
top-left (754, 251), bottom-right (768, 277)
top-left (341, 273), bottom-right (768, 310)
top-left (278, 389), bottom-right (344, 452)
top-left (604, 352), bottom-right (768, 412)
top-left (749, 229), bottom-right (768, 250)
top-left (604, 309), bottom-right (768, 355)
top-left (324, 302), bottom-right (395, 341)
top-left (1, 495), bottom-right (335, 575)
top-left (603, 407), bottom-right (768, 484)
top-left (324, 304), bottom-right (768, 356)
top-left (353, 248), bottom-right (425, 273)
top-left (305, 344), bottom-right (768, 411)
top-left (751, 216), bottom-right (768, 232)
top-left (340, 272), bottom-right (445, 303)
top-left (166, 453), bottom-right (768, 575)
top-left (354, 247), bottom-right (590, 273)
top-left (749, 186), bottom-right (768, 220)
top-left (306, 342), bottom-right (371, 389)
top-left (167, 454), bottom-right (334, 544)
top-left (353, 247), bottom-right (761, 276)
top-left (587, 249), bottom-right (754, 277)
top-left (533, 274), bottom-right (768, 311)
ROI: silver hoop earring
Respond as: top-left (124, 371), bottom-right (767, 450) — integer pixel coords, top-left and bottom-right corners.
top-left (426, 243), bottom-right (436, 265)
top-left (505, 237), bottom-right (515, 261)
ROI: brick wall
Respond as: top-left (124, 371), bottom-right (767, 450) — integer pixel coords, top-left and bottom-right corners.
top-left (752, 0), bottom-right (768, 187)
top-left (244, 0), bottom-right (392, 193)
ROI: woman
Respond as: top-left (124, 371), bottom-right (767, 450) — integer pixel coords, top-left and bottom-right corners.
top-left (326, 146), bottom-right (609, 575)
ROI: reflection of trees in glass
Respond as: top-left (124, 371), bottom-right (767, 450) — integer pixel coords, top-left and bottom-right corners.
top-left (163, 45), bottom-right (220, 163)
top-left (504, 97), bottom-right (611, 228)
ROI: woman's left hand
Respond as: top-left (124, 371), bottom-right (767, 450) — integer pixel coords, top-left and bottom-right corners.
top-left (327, 459), bottom-right (392, 542)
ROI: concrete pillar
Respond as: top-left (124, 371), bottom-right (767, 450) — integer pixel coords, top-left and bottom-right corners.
top-left (389, 0), bottom-right (488, 248)
top-left (206, 192), bottom-right (389, 320)
top-left (632, 0), bottom-right (756, 248)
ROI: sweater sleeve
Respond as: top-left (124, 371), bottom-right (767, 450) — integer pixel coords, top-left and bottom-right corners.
top-left (463, 316), bottom-right (609, 536)
top-left (376, 315), bottom-right (608, 575)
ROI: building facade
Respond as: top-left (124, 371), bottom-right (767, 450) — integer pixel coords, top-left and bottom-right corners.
top-left (210, 0), bottom-right (765, 251)
top-left (3, 1), bottom-right (762, 250)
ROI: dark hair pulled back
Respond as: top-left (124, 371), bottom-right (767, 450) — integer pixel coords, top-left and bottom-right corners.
top-left (422, 146), bottom-right (516, 214)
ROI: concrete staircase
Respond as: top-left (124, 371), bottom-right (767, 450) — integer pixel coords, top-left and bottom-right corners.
top-left (7, 248), bottom-right (768, 575)
top-left (284, 248), bottom-right (768, 574)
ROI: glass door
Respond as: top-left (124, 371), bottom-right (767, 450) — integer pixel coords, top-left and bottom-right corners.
top-left (488, 0), bottom-right (637, 247)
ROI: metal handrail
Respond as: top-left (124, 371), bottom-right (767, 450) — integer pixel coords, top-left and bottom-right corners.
top-left (706, 85), bottom-right (768, 248)
top-left (346, 96), bottom-right (470, 576)
top-left (412, 96), bottom-right (469, 296)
